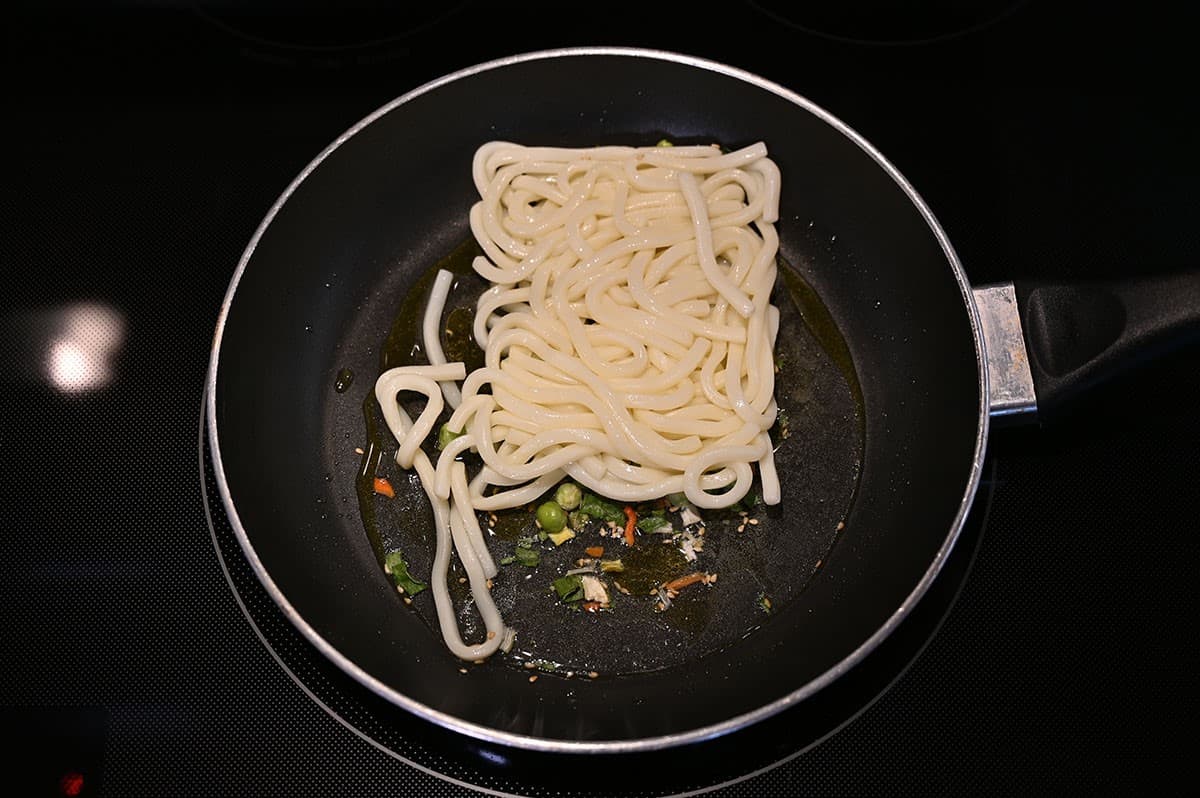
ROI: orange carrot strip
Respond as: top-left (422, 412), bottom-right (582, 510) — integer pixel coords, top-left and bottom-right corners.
top-left (623, 506), bottom-right (637, 546)
top-left (662, 572), bottom-right (708, 592)
top-left (585, 546), bottom-right (605, 558)
top-left (373, 477), bottom-right (395, 498)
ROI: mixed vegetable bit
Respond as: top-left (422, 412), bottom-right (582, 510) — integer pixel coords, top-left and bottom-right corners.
top-left (553, 573), bottom-right (584, 603)
top-left (547, 528), bottom-right (575, 546)
top-left (653, 572), bottom-right (717, 613)
top-left (554, 482), bottom-right (581, 510)
top-left (437, 423), bottom-right (464, 450)
top-left (576, 491), bottom-right (625, 526)
top-left (376, 473), bottom-right (769, 621)
top-left (486, 479), bottom-right (770, 621)
top-left (622, 506), bottom-right (638, 546)
top-left (499, 546), bottom-right (540, 567)
top-left (536, 500), bottom-right (567, 533)
top-left (384, 550), bottom-right (427, 596)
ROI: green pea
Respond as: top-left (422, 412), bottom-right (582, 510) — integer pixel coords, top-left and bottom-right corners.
top-left (536, 500), bottom-right (566, 533)
top-left (554, 482), bottom-right (582, 511)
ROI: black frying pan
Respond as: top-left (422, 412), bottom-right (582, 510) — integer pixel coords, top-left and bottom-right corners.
top-left (206, 47), bottom-right (1198, 757)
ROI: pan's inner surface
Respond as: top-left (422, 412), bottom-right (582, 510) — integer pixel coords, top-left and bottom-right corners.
top-left (347, 232), bottom-right (864, 678)
top-left (214, 51), bottom-right (983, 744)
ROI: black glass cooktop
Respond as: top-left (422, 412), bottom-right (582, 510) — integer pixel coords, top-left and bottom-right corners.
top-left (3, 2), bottom-right (1197, 795)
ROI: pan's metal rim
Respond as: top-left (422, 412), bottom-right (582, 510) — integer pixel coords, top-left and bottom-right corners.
top-left (205, 45), bottom-right (990, 756)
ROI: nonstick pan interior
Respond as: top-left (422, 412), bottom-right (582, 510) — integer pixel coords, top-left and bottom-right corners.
top-left (209, 49), bottom-right (985, 749)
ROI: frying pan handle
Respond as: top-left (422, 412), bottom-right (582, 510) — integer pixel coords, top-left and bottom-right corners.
top-left (978, 273), bottom-right (1200, 421)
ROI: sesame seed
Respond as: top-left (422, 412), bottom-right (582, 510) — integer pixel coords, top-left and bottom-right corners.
top-left (588, 671), bottom-right (599, 679)
top-left (749, 518), bottom-right (759, 525)
top-left (528, 675), bottom-right (538, 683)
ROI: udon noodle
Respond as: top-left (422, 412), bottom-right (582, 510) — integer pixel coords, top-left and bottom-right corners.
top-left (375, 140), bottom-right (783, 661)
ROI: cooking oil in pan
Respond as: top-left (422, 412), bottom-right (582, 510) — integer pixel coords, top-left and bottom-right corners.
top-left (354, 236), bottom-right (864, 678)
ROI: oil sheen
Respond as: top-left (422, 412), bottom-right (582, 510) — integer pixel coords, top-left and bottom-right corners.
top-left (356, 237), bottom-right (864, 677)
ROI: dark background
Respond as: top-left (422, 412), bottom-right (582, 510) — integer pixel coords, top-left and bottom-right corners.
top-left (2, 1), bottom-right (1196, 795)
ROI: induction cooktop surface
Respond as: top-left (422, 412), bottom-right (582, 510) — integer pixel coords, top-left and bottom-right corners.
top-left (3, 2), bottom-right (1197, 795)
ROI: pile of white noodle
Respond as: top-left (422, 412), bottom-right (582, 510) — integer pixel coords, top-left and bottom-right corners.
top-left (375, 140), bottom-right (783, 661)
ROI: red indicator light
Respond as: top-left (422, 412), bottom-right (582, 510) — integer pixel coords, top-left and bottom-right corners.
top-left (60, 772), bottom-right (85, 796)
